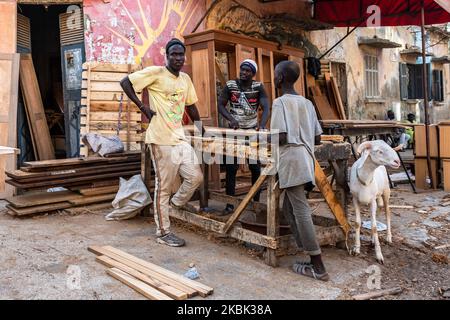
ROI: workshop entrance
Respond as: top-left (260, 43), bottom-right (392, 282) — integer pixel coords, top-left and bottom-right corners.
top-left (17, 3), bottom-right (84, 164)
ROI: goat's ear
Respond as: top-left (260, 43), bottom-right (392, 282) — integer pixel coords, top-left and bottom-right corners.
top-left (356, 142), bottom-right (372, 156)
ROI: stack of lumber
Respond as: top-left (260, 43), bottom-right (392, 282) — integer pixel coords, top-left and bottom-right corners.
top-left (308, 72), bottom-right (346, 121)
top-left (4, 151), bottom-right (143, 216)
top-left (89, 245), bottom-right (214, 300)
top-left (80, 62), bottom-right (143, 157)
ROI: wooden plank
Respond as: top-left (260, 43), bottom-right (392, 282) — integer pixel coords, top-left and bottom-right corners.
top-left (265, 175), bottom-right (280, 267)
top-left (169, 207), bottom-right (278, 249)
top-left (19, 54), bottom-right (55, 160)
top-left (81, 120), bottom-right (141, 132)
top-left (310, 92), bottom-right (339, 120)
top-left (80, 111), bottom-right (141, 122)
top-left (8, 170), bottom-right (141, 189)
top-left (6, 190), bottom-right (81, 208)
top-left (97, 256), bottom-right (187, 300)
top-left (314, 159), bottom-right (350, 235)
top-left (85, 101), bottom-right (139, 112)
top-left (83, 81), bottom-right (123, 92)
top-left (68, 193), bottom-right (116, 206)
top-left (82, 71), bottom-right (128, 82)
top-left (352, 287), bottom-right (403, 300)
top-left (0, 53), bottom-right (20, 199)
top-left (8, 162), bottom-right (140, 182)
top-left (22, 157), bottom-right (121, 168)
top-left (84, 63), bottom-right (136, 73)
top-left (330, 76), bottom-right (346, 120)
top-left (438, 125), bottom-right (450, 158)
top-left (101, 246), bottom-right (213, 296)
top-left (443, 160), bottom-right (450, 192)
top-left (414, 158), bottom-right (437, 189)
top-left (106, 268), bottom-right (173, 300)
top-left (222, 173), bottom-right (268, 233)
top-left (88, 246), bottom-right (198, 297)
top-left (0, 1), bottom-right (16, 53)
top-left (6, 202), bottom-right (72, 216)
top-left (77, 186), bottom-right (120, 196)
top-left (82, 91), bottom-right (124, 101)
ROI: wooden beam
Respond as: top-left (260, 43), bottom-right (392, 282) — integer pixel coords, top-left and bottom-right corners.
top-left (106, 268), bottom-right (173, 300)
top-left (222, 173), bottom-right (268, 233)
top-left (265, 175), bottom-right (280, 267)
top-left (169, 208), bottom-right (278, 249)
top-left (314, 159), bottom-right (351, 235)
top-left (97, 256), bottom-right (187, 300)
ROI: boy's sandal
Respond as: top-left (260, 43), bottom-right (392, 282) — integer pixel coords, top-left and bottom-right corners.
top-left (292, 262), bottom-right (330, 282)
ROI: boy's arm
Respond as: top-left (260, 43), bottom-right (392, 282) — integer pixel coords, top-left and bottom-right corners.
top-left (258, 84), bottom-right (270, 130)
top-left (218, 86), bottom-right (239, 129)
top-left (120, 76), bottom-right (156, 121)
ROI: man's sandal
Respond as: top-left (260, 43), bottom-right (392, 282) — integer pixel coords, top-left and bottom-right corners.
top-left (292, 262), bottom-right (330, 282)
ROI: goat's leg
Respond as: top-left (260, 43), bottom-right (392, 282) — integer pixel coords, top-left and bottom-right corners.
top-left (351, 197), bottom-right (361, 256)
top-left (382, 190), bottom-right (392, 244)
top-left (370, 199), bottom-right (384, 264)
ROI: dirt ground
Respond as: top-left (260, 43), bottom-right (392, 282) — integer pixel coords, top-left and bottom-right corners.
top-left (0, 186), bottom-right (448, 300)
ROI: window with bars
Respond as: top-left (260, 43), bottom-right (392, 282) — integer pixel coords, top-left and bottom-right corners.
top-left (364, 55), bottom-right (379, 98)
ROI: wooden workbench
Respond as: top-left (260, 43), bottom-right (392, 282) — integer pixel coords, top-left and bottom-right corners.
top-left (142, 131), bottom-right (352, 267)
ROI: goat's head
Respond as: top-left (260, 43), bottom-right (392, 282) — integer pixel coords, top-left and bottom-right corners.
top-left (357, 140), bottom-right (400, 169)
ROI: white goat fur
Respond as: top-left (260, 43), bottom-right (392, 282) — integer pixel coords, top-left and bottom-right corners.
top-left (349, 140), bottom-right (400, 264)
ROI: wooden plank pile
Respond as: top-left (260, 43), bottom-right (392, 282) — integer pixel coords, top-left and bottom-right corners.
top-left (89, 245), bottom-right (214, 300)
top-left (4, 151), bottom-right (142, 216)
top-left (80, 63), bottom-right (143, 157)
top-left (308, 71), bottom-right (346, 121)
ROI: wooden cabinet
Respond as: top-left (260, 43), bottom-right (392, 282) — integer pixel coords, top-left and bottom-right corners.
top-left (184, 29), bottom-right (305, 127)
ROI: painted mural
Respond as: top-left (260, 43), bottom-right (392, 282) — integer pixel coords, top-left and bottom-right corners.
top-left (83, 0), bottom-right (206, 65)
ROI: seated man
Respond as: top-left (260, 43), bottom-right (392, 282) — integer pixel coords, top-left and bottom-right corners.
top-left (386, 110), bottom-right (409, 150)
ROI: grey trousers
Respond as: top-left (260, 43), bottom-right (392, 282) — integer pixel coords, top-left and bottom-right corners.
top-left (283, 184), bottom-right (321, 256)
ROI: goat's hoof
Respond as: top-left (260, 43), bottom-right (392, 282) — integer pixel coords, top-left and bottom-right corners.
top-left (350, 247), bottom-right (360, 256)
top-left (376, 256), bottom-right (384, 265)
top-left (386, 236), bottom-right (393, 244)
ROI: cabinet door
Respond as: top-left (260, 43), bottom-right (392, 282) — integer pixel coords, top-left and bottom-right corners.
top-left (235, 44), bottom-right (256, 77)
top-left (289, 55), bottom-right (305, 96)
top-left (60, 12), bottom-right (85, 158)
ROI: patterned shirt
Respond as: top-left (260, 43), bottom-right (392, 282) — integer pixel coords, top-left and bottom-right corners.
top-left (222, 79), bottom-right (264, 129)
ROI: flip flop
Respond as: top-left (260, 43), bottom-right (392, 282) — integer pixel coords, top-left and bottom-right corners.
top-left (292, 262), bottom-right (330, 282)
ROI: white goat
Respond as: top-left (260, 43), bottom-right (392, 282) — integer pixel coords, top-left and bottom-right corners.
top-left (349, 140), bottom-right (400, 264)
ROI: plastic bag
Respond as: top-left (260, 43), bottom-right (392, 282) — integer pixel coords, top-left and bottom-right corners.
top-left (105, 174), bottom-right (152, 221)
top-left (82, 133), bottom-right (124, 157)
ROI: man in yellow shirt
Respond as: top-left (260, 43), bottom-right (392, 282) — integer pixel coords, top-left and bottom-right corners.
top-left (120, 38), bottom-right (204, 247)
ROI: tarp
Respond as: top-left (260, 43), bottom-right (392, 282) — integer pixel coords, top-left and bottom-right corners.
top-left (314, 0), bottom-right (450, 27)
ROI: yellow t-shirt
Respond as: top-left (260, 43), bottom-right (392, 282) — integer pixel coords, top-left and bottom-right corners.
top-left (128, 66), bottom-right (198, 145)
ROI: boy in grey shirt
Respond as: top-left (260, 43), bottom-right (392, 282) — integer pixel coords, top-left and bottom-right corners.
top-left (271, 61), bottom-right (329, 281)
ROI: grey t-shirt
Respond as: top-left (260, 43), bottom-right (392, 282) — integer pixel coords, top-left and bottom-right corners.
top-left (270, 94), bottom-right (323, 189)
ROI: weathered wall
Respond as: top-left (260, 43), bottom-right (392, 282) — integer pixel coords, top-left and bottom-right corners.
top-left (83, 0), bottom-right (206, 65)
top-left (309, 26), bottom-right (450, 122)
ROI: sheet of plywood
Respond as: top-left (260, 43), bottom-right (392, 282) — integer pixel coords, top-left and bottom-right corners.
top-left (0, 53), bottom-right (20, 199)
top-left (6, 202), bottom-right (72, 216)
top-left (19, 54), bottom-right (55, 160)
top-left (415, 158), bottom-right (437, 189)
top-left (414, 125), bottom-right (438, 157)
top-left (6, 190), bottom-right (82, 208)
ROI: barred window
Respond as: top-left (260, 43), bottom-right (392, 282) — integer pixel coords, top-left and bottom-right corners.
top-left (364, 55), bottom-right (379, 98)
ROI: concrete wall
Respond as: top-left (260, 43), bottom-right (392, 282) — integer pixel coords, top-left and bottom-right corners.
top-left (309, 26), bottom-right (450, 122)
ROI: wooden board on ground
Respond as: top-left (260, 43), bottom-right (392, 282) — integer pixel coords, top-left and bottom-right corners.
top-left (106, 268), bottom-right (173, 300)
top-left (19, 54), bottom-right (55, 160)
top-left (6, 190), bottom-right (81, 208)
top-left (97, 256), bottom-right (187, 300)
top-left (89, 246), bottom-right (213, 297)
top-left (88, 246), bottom-right (198, 297)
top-left (6, 201), bottom-right (72, 216)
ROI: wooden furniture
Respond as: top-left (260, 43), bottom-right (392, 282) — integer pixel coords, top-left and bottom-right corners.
top-left (184, 29), bottom-right (306, 190)
top-left (443, 159), bottom-right (450, 192)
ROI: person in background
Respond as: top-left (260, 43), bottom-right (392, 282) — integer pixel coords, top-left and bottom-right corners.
top-left (386, 110), bottom-right (409, 151)
top-left (217, 59), bottom-right (270, 214)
